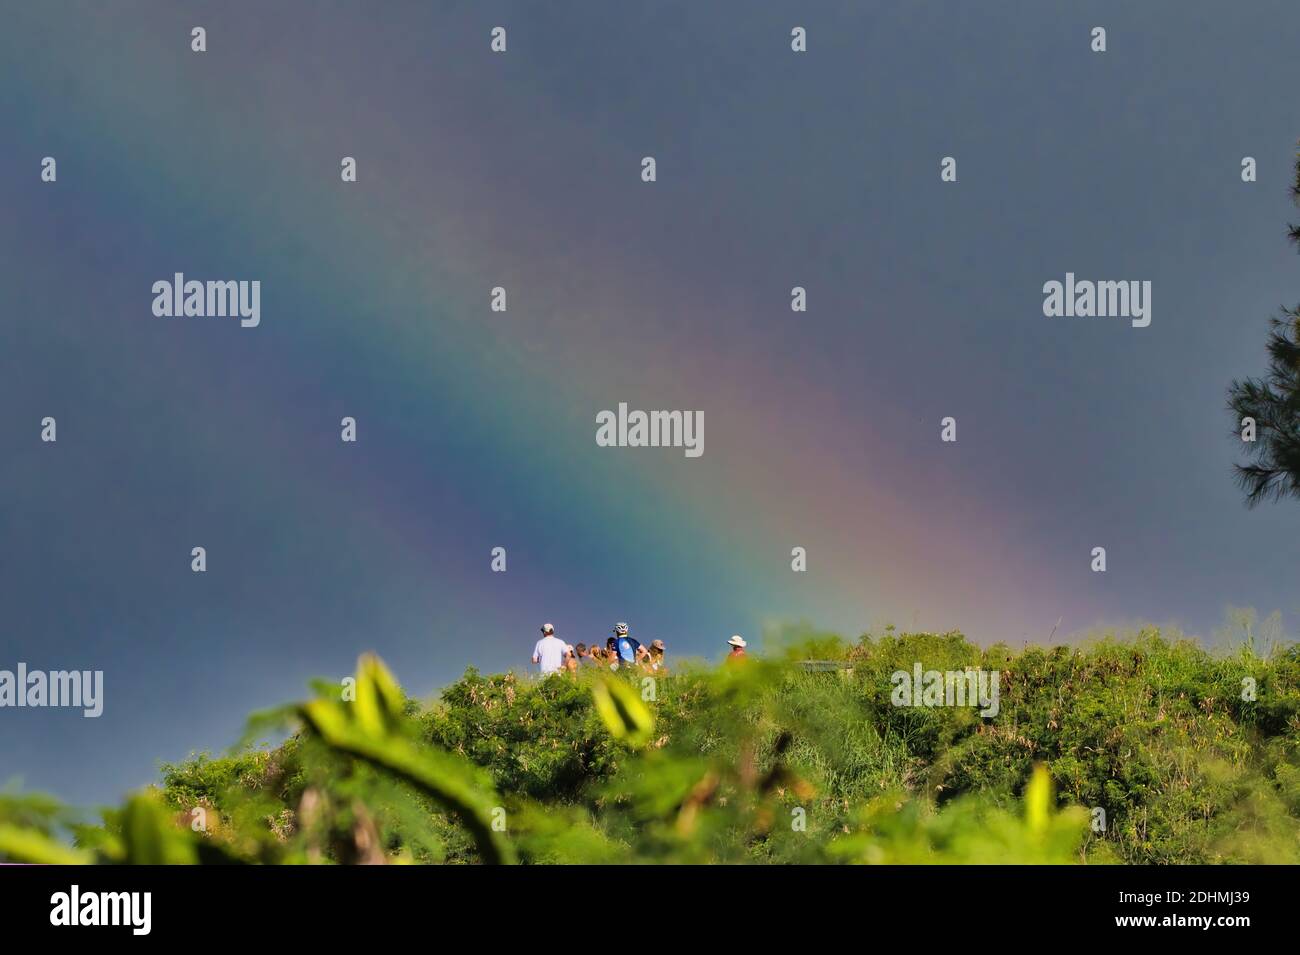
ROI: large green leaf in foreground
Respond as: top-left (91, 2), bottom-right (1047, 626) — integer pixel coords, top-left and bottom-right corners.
top-left (298, 654), bottom-right (516, 865)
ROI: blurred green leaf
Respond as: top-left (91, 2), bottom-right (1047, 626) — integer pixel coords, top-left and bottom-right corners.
top-left (117, 794), bottom-right (199, 865)
top-left (0, 824), bottom-right (92, 864)
top-left (298, 655), bottom-right (515, 865)
top-left (1025, 764), bottom-right (1051, 835)
top-left (592, 675), bottom-right (654, 747)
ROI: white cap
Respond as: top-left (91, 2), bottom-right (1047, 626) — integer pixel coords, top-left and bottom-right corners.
top-left (728, 635), bottom-right (747, 648)
top-left (540, 623), bottom-right (555, 634)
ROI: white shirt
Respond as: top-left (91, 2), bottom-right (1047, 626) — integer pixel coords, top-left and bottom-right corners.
top-left (532, 635), bottom-right (567, 674)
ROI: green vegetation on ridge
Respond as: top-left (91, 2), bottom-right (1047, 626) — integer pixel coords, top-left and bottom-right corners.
top-left (2, 625), bottom-right (1298, 864)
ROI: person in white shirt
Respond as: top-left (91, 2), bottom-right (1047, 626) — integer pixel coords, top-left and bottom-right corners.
top-left (532, 623), bottom-right (567, 675)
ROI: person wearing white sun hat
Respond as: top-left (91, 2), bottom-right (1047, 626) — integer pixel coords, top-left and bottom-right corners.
top-left (726, 634), bottom-right (748, 663)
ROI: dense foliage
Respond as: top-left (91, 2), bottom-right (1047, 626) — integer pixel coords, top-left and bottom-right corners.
top-left (1227, 147), bottom-right (1300, 506)
top-left (3, 625), bottom-right (1298, 864)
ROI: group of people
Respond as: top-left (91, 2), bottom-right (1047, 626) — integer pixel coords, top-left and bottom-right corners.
top-left (531, 622), bottom-right (748, 676)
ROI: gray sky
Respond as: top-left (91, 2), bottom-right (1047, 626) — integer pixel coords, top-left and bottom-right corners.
top-left (1, 1), bottom-right (1298, 810)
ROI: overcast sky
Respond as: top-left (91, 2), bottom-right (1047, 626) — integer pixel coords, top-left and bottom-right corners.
top-left (2, 1), bottom-right (1298, 808)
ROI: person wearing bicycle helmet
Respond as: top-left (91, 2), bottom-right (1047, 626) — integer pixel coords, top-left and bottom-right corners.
top-left (613, 622), bottom-right (641, 667)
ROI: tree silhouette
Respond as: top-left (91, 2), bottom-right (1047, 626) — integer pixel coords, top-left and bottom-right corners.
top-left (1228, 148), bottom-right (1300, 506)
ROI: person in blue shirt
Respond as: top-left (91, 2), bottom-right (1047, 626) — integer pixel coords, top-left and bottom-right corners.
top-left (612, 622), bottom-right (641, 667)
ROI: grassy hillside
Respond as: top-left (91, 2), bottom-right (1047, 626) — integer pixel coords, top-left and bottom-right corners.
top-left (3, 627), bottom-right (1299, 864)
